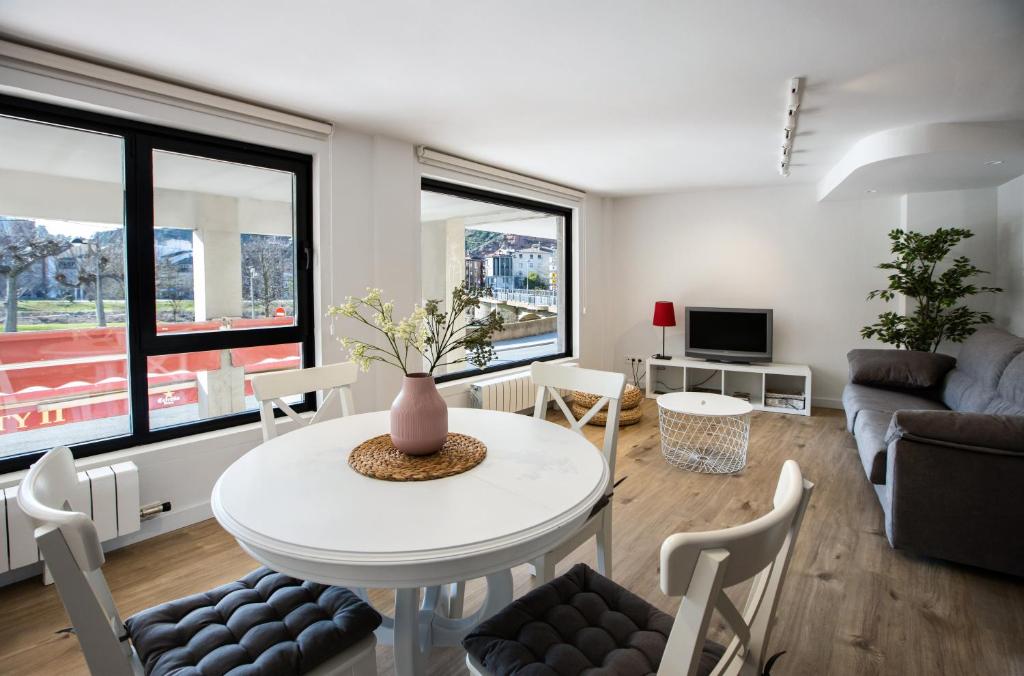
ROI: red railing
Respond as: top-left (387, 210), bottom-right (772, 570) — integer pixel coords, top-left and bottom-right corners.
top-left (0, 320), bottom-right (300, 436)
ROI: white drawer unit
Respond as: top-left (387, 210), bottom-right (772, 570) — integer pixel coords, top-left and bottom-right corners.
top-left (646, 357), bottom-right (812, 416)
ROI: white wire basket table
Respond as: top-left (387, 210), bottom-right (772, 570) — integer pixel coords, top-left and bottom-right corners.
top-left (657, 392), bottom-right (753, 474)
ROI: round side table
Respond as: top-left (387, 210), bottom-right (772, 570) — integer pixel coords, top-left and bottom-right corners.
top-left (657, 392), bottom-right (753, 473)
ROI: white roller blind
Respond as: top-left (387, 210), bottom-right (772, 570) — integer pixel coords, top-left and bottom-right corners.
top-left (0, 39), bottom-right (332, 137)
top-left (417, 146), bottom-right (585, 203)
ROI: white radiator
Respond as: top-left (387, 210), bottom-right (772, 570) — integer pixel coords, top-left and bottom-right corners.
top-left (469, 366), bottom-right (575, 413)
top-left (469, 371), bottom-right (538, 413)
top-left (1, 461), bottom-right (140, 573)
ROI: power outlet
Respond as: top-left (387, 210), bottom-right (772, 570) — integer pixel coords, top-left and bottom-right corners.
top-left (624, 356), bottom-right (647, 388)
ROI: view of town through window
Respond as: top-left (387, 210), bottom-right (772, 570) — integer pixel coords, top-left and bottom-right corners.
top-left (0, 112), bottom-right (307, 461)
top-left (421, 185), bottom-right (568, 378)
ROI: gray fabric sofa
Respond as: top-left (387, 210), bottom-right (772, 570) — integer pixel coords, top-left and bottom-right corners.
top-left (842, 326), bottom-right (1024, 577)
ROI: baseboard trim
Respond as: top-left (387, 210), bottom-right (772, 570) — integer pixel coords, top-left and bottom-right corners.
top-left (813, 396), bottom-right (843, 410)
top-left (0, 501), bottom-right (214, 589)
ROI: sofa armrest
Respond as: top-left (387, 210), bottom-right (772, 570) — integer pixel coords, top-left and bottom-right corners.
top-left (886, 410), bottom-right (1024, 454)
top-left (884, 434), bottom-right (1024, 576)
top-left (847, 349), bottom-right (955, 391)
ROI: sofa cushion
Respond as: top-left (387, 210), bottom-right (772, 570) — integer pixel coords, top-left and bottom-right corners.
top-left (941, 327), bottom-right (1024, 412)
top-left (842, 383), bottom-right (947, 432)
top-left (463, 563), bottom-right (725, 676)
top-left (853, 410), bottom-right (892, 484)
top-left (847, 349), bottom-right (956, 390)
top-left (985, 352), bottom-right (1024, 416)
top-left (125, 567), bottom-right (381, 676)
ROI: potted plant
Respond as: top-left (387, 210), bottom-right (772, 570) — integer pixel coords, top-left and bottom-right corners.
top-left (861, 227), bottom-right (1002, 351)
top-left (328, 284), bottom-right (504, 455)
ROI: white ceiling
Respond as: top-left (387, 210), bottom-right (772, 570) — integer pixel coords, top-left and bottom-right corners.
top-left (2, 0), bottom-right (1023, 195)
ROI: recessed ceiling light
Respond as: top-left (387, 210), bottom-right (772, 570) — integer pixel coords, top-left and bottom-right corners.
top-left (865, 189), bottom-right (878, 193)
top-left (984, 160), bottom-right (1004, 166)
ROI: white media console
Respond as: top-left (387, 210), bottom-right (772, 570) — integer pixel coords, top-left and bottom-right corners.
top-left (645, 356), bottom-right (812, 416)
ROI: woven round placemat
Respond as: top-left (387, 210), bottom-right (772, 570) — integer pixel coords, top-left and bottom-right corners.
top-left (348, 433), bottom-right (486, 481)
top-left (572, 384), bottom-right (644, 410)
top-left (570, 401), bottom-right (643, 427)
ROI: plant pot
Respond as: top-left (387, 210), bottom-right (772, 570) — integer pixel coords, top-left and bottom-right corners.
top-left (390, 373), bottom-right (448, 455)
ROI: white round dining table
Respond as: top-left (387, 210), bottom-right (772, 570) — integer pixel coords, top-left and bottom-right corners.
top-left (211, 407), bottom-right (608, 676)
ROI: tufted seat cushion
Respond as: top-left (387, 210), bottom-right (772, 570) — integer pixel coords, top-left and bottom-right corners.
top-left (125, 567), bottom-right (381, 676)
top-left (463, 564), bottom-right (724, 675)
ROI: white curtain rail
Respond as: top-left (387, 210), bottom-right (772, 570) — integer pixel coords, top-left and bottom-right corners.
top-left (0, 39), bottom-right (333, 137)
top-left (417, 146), bottom-right (585, 202)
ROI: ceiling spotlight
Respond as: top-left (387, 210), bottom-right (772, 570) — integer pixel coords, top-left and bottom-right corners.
top-left (779, 77), bottom-right (803, 177)
top-left (984, 160), bottom-right (1004, 166)
top-left (865, 189), bottom-right (878, 193)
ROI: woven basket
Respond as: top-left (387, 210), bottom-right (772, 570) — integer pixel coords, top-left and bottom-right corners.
top-left (570, 401), bottom-right (643, 427)
top-left (572, 384), bottom-right (643, 411)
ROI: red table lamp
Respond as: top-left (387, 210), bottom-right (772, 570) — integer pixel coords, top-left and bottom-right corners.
top-left (652, 301), bottom-right (676, 360)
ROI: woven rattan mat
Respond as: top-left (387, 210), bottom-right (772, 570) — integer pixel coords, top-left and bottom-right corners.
top-left (569, 402), bottom-right (643, 426)
top-left (572, 384), bottom-right (644, 410)
top-left (348, 433), bottom-right (486, 481)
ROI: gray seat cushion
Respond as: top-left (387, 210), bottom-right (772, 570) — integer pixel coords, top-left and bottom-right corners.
top-left (125, 567), bottom-right (381, 676)
top-left (842, 383), bottom-right (946, 432)
top-left (463, 563), bottom-right (725, 675)
top-left (941, 326), bottom-right (1024, 413)
top-left (985, 352), bottom-right (1024, 416)
top-left (853, 409), bottom-right (893, 484)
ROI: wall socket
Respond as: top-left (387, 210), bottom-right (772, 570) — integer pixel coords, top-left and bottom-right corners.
top-left (624, 356), bottom-right (647, 388)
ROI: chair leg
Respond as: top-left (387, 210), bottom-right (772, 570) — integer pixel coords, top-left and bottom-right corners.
top-left (532, 555), bottom-right (557, 589)
top-left (596, 511), bottom-right (613, 579)
top-left (447, 580), bottom-right (466, 618)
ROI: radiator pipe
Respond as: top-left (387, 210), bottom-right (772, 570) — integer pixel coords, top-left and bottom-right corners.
top-left (139, 501), bottom-right (171, 521)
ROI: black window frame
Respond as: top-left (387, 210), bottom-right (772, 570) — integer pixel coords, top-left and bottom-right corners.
top-left (0, 94), bottom-right (316, 474)
top-left (421, 177), bottom-right (574, 384)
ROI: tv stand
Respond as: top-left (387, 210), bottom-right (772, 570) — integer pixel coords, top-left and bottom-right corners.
top-left (646, 356), bottom-right (812, 416)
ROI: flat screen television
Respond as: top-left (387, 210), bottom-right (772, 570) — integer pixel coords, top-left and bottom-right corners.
top-left (685, 307), bottom-right (773, 363)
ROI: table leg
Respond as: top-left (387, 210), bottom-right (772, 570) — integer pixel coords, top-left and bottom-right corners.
top-left (384, 570), bottom-right (515, 676)
top-left (394, 587), bottom-right (428, 676)
top-left (429, 569), bottom-right (513, 646)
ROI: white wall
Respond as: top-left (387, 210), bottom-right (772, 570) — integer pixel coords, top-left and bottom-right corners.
top-left (901, 187), bottom-right (1000, 317)
top-left (606, 185), bottom-right (903, 407)
top-left (995, 175), bottom-right (1024, 335)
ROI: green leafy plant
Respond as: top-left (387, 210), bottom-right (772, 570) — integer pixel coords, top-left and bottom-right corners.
top-left (328, 283), bottom-right (504, 374)
top-left (861, 227), bottom-right (1002, 352)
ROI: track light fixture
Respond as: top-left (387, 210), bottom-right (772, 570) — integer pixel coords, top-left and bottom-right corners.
top-left (780, 77), bottom-right (802, 177)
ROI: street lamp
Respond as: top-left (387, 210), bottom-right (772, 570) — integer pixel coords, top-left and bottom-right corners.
top-left (70, 236), bottom-right (104, 325)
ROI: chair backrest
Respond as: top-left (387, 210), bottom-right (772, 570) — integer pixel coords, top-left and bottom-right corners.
top-left (18, 447), bottom-right (140, 676)
top-left (658, 460), bottom-right (814, 676)
top-left (252, 361), bottom-right (358, 441)
top-left (531, 362), bottom-right (626, 480)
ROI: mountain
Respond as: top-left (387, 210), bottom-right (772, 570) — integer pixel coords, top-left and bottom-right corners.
top-left (465, 229), bottom-right (556, 258)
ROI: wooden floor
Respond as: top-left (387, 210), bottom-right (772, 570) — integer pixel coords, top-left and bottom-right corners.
top-left (1, 400), bottom-right (1022, 675)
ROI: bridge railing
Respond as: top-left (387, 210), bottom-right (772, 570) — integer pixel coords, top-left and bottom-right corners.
top-left (484, 289), bottom-right (558, 307)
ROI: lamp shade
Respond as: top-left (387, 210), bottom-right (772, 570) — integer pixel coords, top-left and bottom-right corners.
top-left (652, 301), bottom-right (676, 327)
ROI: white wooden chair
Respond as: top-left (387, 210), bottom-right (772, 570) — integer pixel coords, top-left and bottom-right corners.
top-left (464, 460), bottom-right (813, 676)
top-left (658, 459), bottom-right (813, 675)
top-left (18, 446), bottom-right (379, 676)
top-left (530, 361), bottom-right (625, 584)
top-left (252, 361), bottom-right (358, 441)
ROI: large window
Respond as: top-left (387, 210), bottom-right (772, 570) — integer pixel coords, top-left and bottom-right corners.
top-left (0, 96), bottom-right (313, 472)
top-left (420, 179), bottom-right (572, 381)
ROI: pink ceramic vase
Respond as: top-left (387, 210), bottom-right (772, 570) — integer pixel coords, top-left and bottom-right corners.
top-left (390, 373), bottom-right (448, 455)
